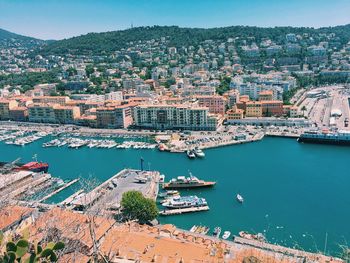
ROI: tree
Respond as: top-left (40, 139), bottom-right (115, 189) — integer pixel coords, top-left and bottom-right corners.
top-left (120, 191), bottom-right (158, 224)
top-left (66, 67), bottom-right (77, 77)
top-left (85, 65), bottom-right (95, 78)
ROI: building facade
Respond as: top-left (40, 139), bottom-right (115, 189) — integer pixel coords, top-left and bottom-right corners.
top-left (133, 104), bottom-right (218, 131)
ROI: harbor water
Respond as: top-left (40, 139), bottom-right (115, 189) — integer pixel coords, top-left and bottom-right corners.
top-left (0, 136), bottom-right (349, 256)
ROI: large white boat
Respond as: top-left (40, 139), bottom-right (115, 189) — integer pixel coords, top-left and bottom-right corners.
top-left (162, 195), bottom-right (207, 209)
top-left (298, 129), bottom-right (350, 145)
top-left (162, 173), bottom-right (216, 189)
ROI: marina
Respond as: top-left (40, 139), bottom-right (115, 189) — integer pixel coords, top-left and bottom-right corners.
top-left (0, 134), bottom-right (349, 256)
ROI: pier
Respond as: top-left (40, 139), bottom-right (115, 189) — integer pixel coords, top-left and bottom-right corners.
top-left (159, 206), bottom-right (209, 216)
top-left (59, 189), bottom-right (84, 206)
top-left (37, 178), bottom-right (79, 203)
top-left (68, 169), bottom-right (160, 214)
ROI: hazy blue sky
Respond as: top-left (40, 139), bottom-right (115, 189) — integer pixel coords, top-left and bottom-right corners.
top-left (1, 0), bottom-right (350, 40)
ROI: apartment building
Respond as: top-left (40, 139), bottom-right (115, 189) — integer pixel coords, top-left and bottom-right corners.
top-left (133, 104), bottom-right (218, 131)
top-left (194, 95), bottom-right (227, 115)
top-left (28, 103), bottom-right (56, 123)
top-left (258, 90), bottom-right (274, 101)
top-left (96, 105), bottom-right (133, 129)
top-left (245, 101), bottom-right (263, 117)
top-left (226, 106), bottom-right (244, 120)
top-left (261, 101), bottom-right (284, 117)
top-left (225, 90), bottom-right (240, 108)
top-left (0, 99), bottom-right (18, 120)
top-left (32, 96), bottom-right (70, 106)
top-left (53, 105), bottom-right (81, 124)
top-left (9, 107), bottom-right (28, 122)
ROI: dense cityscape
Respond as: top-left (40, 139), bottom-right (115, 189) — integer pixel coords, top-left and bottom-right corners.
top-left (1, 3), bottom-right (350, 262)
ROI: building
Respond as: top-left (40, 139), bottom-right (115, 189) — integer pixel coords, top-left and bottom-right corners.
top-left (195, 95), bottom-right (227, 115)
top-left (32, 96), bottom-right (70, 106)
top-left (28, 103), bottom-right (56, 123)
top-left (261, 100), bottom-right (284, 117)
top-left (9, 107), bottom-right (28, 122)
top-left (245, 101), bottom-right (262, 117)
top-left (182, 85), bottom-right (216, 96)
top-left (53, 105), bottom-right (81, 124)
top-left (226, 106), bottom-right (244, 120)
top-left (133, 104), bottom-right (218, 131)
top-left (225, 90), bottom-right (240, 108)
top-left (0, 99), bottom-right (18, 120)
top-left (258, 90), bottom-right (274, 101)
top-left (96, 104), bottom-right (133, 129)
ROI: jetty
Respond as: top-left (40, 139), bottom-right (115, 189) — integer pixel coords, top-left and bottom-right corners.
top-left (59, 189), bottom-right (84, 206)
top-left (38, 178), bottom-right (79, 203)
top-left (159, 206), bottom-right (209, 216)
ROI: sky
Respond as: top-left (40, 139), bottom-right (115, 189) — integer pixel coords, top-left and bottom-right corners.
top-left (1, 0), bottom-right (350, 40)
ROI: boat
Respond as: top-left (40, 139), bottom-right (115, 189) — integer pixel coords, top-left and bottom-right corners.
top-left (298, 129), bottom-right (350, 146)
top-left (236, 194), bottom-right (244, 203)
top-left (162, 173), bottom-right (216, 189)
top-left (159, 174), bottom-right (165, 183)
top-left (16, 161), bottom-right (49, 173)
top-left (194, 148), bottom-right (205, 158)
top-left (190, 225), bottom-right (197, 232)
top-left (213, 227), bottom-right (221, 238)
top-left (158, 190), bottom-right (179, 198)
top-left (158, 144), bottom-right (166, 151)
top-left (222, 231), bottom-right (231, 240)
top-left (239, 231), bottom-right (266, 242)
top-left (186, 150), bottom-right (196, 159)
top-left (162, 195), bottom-right (207, 209)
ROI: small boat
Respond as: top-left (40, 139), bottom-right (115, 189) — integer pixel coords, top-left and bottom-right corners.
top-left (222, 231), bottom-right (231, 240)
top-left (158, 190), bottom-right (179, 198)
top-left (194, 148), bottom-right (205, 158)
top-left (236, 194), bottom-right (244, 203)
top-left (190, 225), bottom-right (197, 232)
top-left (213, 227), bottom-right (221, 238)
top-left (187, 150), bottom-right (196, 159)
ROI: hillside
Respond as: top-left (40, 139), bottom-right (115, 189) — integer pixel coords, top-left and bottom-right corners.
top-left (37, 25), bottom-right (350, 55)
top-left (0, 28), bottom-right (46, 48)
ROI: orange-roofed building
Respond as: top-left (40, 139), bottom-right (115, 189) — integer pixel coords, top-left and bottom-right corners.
top-left (32, 96), bottom-right (70, 106)
top-left (245, 101), bottom-right (262, 117)
top-left (26, 208), bottom-right (115, 256)
top-left (261, 100), bottom-right (284, 117)
top-left (226, 106), bottom-right (244, 120)
top-left (53, 105), bottom-right (81, 124)
top-left (259, 90), bottom-right (274, 101)
top-left (0, 205), bottom-right (35, 232)
top-left (195, 95), bottom-right (227, 115)
top-left (9, 106), bottom-right (28, 122)
top-left (0, 99), bottom-right (18, 120)
top-left (96, 104), bottom-right (133, 128)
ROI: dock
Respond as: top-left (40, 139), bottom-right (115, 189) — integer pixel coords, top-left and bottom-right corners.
top-left (38, 178), bottom-right (79, 203)
top-left (159, 206), bottom-right (209, 216)
top-left (59, 189), bottom-right (84, 206)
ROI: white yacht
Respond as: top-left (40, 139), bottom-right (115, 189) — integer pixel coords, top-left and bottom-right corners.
top-left (194, 148), bottom-right (205, 158)
top-left (222, 231), bottom-right (231, 240)
top-left (236, 194), bottom-right (244, 203)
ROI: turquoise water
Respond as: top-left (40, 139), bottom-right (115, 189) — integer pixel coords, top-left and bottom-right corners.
top-left (1, 136), bottom-right (349, 256)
